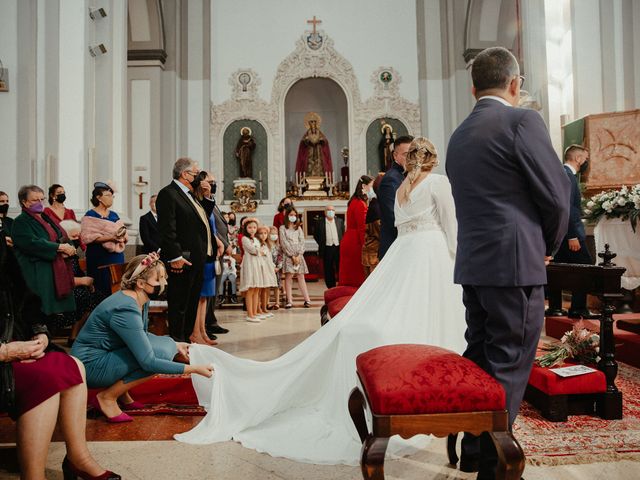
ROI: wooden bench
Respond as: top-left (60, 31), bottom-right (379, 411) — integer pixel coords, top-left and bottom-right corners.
top-left (349, 344), bottom-right (525, 480)
top-left (526, 244), bottom-right (625, 421)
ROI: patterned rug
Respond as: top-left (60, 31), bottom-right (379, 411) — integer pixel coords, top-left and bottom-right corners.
top-left (515, 362), bottom-right (640, 465)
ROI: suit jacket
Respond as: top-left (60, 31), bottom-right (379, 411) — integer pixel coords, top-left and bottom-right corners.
top-left (156, 181), bottom-right (213, 270)
top-left (446, 99), bottom-right (570, 287)
top-left (313, 216), bottom-right (344, 256)
top-left (563, 164), bottom-right (586, 241)
top-left (378, 161), bottom-right (404, 259)
top-left (212, 203), bottom-right (230, 250)
top-left (139, 211), bottom-right (160, 253)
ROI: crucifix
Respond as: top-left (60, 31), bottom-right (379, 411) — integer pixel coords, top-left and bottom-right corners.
top-left (133, 175), bottom-right (149, 209)
top-left (306, 15), bottom-right (322, 34)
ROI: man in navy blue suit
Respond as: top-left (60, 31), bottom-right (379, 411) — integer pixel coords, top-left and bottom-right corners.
top-left (446, 47), bottom-right (570, 479)
top-left (551, 145), bottom-right (597, 318)
top-left (377, 135), bottom-right (413, 259)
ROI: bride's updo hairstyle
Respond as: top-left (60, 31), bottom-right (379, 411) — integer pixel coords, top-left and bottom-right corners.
top-left (399, 137), bottom-right (439, 203)
top-left (121, 252), bottom-right (166, 291)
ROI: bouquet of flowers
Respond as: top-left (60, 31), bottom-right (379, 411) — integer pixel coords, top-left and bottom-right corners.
top-left (583, 184), bottom-right (640, 232)
top-left (536, 322), bottom-right (600, 368)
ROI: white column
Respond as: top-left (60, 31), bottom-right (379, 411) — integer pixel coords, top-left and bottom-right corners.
top-left (520, 0), bottom-right (550, 126)
top-left (570, 0), bottom-right (604, 118)
top-left (600, 0), bottom-right (626, 112)
top-left (417, 0), bottom-right (446, 169)
top-left (58, 0), bottom-right (88, 211)
top-left (179, 0), bottom-right (210, 166)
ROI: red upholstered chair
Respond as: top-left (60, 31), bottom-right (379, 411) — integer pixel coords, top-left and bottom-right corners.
top-left (327, 295), bottom-right (352, 318)
top-left (349, 344), bottom-right (524, 480)
top-left (324, 285), bottom-right (358, 305)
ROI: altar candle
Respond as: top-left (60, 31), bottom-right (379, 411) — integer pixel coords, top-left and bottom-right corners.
top-left (259, 171), bottom-right (262, 182)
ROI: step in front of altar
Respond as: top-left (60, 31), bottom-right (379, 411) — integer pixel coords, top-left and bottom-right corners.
top-left (88, 374), bottom-right (197, 406)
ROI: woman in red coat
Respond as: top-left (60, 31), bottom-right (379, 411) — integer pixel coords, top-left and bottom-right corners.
top-left (338, 175), bottom-right (373, 287)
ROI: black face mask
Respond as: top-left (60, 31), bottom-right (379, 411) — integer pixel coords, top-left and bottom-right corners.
top-left (228, 218), bottom-right (236, 226)
top-left (211, 183), bottom-right (217, 195)
top-left (0, 204), bottom-right (8, 216)
top-left (579, 161), bottom-right (589, 174)
top-left (145, 282), bottom-right (164, 300)
top-left (55, 194), bottom-right (67, 203)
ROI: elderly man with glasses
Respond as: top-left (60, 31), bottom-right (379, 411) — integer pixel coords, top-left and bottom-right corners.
top-left (156, 157), bottom-right (215, 342)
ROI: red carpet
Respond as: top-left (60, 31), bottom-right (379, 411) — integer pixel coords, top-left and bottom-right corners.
top-left (515, 362), bottom-right (640, 465)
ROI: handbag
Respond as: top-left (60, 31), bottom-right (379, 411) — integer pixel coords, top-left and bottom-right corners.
top-left (214, 259), bottom-right (222, 276)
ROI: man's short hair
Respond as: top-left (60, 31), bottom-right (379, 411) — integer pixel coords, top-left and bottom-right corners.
top-left (393, 135), bottom-right (414, 150)
top-left (563, 144), bottom-right (587, 162)
top-left (172, 157), bottom-right (196, 180)
top-left (471, 47), bottom-right (520, 92)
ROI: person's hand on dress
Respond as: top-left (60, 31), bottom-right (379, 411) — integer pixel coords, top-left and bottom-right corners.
top-left (1, 339), bottom-right (45, 363)
top-left (186, 364), bottom-right (214, 378)
top-left (29, 333), bottom-right (48, 360)
top-left (568, 238), bottom-right (581, 252)
top-left (5, 236), bottom-right (12, 247)
top-left (544, 256), bottom-right (553, 266)
top-left (292, 255), bottom-right (301, 266)
top-left (82, 276), bottom-right (95, 292)
top-left (175, 342), bottom-right (190, 363)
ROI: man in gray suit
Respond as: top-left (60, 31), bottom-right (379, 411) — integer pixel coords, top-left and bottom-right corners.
top-left (446, 47), bottom-right (570, 479)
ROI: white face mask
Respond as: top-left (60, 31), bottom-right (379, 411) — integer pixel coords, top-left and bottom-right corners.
top-left (326, 210), bottom-right (335, 219)
top-left (367, 189), bottom-right (376, 199)
top-left (269, 234), bottom-right (278, 241)
top-left (288, 216), bottom-right (297, 223)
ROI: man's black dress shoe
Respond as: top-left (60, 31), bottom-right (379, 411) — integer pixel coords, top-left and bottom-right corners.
top-left (568, 309), bottom-right (600, 319)
top-left (459, 456), bottom-right (479, 473)
top-left (207, 324), bottom-right (229, 334)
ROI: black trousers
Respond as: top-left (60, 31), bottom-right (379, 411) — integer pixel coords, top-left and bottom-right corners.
top-left (551, 237), bottom-right (593, 311)
top-left (166, 264), bottom-right (203, 342)
top-left (460, 284), bottom-right (545, 478)
top-left (322, 245), bottom-right (340, 289)
top-left (205, 272), bottom-right (223, 326)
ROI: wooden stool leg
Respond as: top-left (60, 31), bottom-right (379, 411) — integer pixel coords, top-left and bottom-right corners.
top-left (361, 435), bottom-right (389, 480)
top-left (348, 387), bottom-right (369, 442)
top-left (490, 431), bottom-right (525, 480)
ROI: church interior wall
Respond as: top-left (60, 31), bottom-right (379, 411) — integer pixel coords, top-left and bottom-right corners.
top-left (209, 0), bottom-right (420, 106)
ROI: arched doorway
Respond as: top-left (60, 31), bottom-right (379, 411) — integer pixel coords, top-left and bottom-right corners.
top-left (284, 78), bottom-right (348, 184)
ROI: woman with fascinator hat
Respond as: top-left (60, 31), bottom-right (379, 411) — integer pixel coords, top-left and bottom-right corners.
top-left (72, 253), bottom-right (213, 422)
top-left (176, 137), bottom-right (467, 464)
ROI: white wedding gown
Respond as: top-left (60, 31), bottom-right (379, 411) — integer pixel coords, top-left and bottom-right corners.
top-left (175, 173), bottom-right (467, 465)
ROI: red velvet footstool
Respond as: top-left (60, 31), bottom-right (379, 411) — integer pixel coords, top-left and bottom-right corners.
top-left (348, 344), bottom-right (525, 480)
top-left (525, 363), bottom-right (611, 422)
top-left (324, 285), bottom-right (358, 305)
top-left (321, 286), bottom-right (358, 326)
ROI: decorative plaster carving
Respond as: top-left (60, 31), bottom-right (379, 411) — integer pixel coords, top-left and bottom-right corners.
top-left (210, 33), bottom-right (421, 203)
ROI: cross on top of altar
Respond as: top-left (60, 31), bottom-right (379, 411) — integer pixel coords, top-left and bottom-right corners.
top-left (306, 15), bottom-right (322, 34)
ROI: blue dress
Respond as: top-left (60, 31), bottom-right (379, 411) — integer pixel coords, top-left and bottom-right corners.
top-left (71, 291), bottom-right (184, 388)
top-left (84, 209), bottom-right (126, 296)
top-left (200, 211), bottom-right (217, 298)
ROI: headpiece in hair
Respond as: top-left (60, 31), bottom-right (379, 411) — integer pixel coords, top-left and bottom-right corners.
top-left (128, 252), bottom-right (161, 284)
top-left (407, 138), bottom-right (438, 184)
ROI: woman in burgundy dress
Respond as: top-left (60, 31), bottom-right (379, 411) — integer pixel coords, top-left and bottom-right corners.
top-left (338, 175), bottom-right (373, 288)
top-left (0, 232), bottom-right (119, 479)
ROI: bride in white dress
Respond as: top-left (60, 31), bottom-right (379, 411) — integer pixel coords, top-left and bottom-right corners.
top-left (175, 137), bottom-right (467, 465)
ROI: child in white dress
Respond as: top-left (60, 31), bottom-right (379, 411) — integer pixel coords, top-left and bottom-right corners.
top-left (256, 226), bottom-right (278, 319)
top-left (267, 226), bottom-right (283, 309)
top-left (239, 219), bottom-right (264, 323)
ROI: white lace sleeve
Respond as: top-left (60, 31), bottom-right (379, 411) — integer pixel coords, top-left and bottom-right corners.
top-left (432, 176), bottom-right (458, 258)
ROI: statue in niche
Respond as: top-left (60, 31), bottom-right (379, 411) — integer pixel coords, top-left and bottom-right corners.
top-left (295, 112), bottom-right (333, 178)
top-left (378, 122), bottom-right (396, 171)
top-left (235, 126), bottom-right (256, 178)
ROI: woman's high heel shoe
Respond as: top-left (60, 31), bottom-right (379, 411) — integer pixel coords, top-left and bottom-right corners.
top-left (62, 456), bottom-right (121, 480)
top-left (89, 396), bottom-right (133, 423)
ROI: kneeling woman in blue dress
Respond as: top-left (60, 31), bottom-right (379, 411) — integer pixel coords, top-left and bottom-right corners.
top-left (72, 253), bottom-right (213, 422)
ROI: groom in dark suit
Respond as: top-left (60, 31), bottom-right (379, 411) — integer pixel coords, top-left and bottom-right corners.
top-left (377, 135), bottom-right (413, 259)
top-left (446, 47), bottom-right (570, 479)
top-left (156, 158), bottom-right (214, 342)
top-left (139, 194), bottom-right (160, 253)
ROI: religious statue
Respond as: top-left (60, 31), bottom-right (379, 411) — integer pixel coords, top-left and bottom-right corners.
top-left (378, 122), bottom-right (395, 171)
top-left (235, 127), bottom-right (256, 178)
top-left (295, 112), bottom-right (333, 178)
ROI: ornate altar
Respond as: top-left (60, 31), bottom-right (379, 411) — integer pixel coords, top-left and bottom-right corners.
top-left (230, 178), bottom-right (258, 213)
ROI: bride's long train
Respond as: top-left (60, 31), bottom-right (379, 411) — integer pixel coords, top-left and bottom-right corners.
top-left (175, 178), bottom-right (467, 465)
